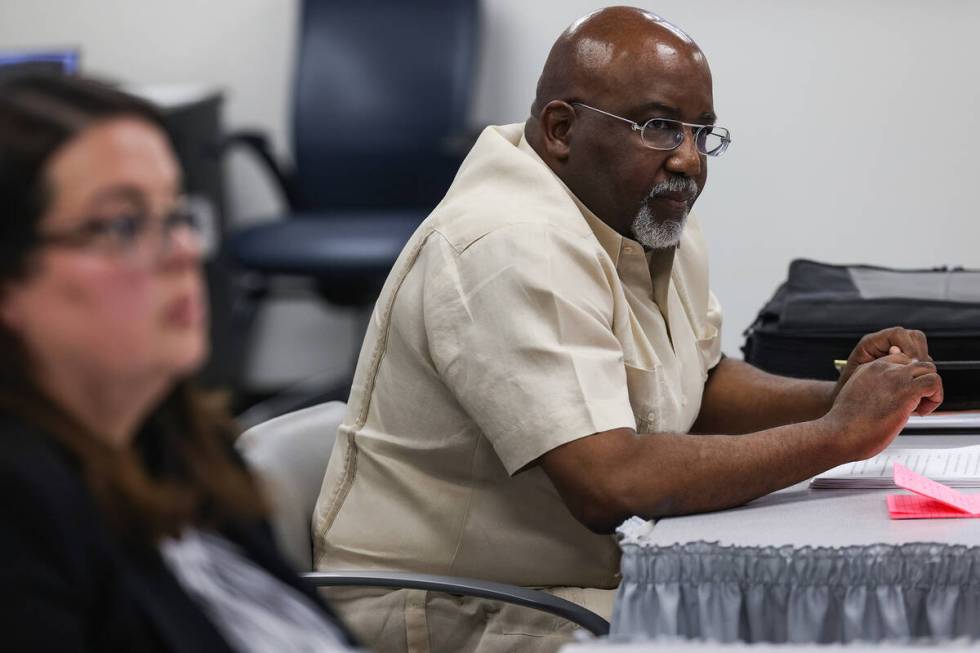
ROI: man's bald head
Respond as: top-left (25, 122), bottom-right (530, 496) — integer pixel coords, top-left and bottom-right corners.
top-left (530, 6), bottom-right (709, 120)
top-left (525, 7), bottom-right (717, 247)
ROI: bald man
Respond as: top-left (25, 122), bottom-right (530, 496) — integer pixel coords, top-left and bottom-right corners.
top-left (313, 7), bottom-right (942, 652)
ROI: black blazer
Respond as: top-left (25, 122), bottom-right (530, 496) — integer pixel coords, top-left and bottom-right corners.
top-left (0, 413), bottom-right (357, 652)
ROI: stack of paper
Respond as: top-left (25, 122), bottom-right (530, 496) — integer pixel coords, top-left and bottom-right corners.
top-left (811, 445), bottom-right (980, 489)
top-left (888, 463), bottom-right (980, 519)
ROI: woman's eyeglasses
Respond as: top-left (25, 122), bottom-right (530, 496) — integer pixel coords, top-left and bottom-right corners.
top-left (37, 196), bottom-right (216, 262)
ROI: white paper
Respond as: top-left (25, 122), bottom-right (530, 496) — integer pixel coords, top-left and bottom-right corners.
top-left (812, 445), bottom-right (980, 488)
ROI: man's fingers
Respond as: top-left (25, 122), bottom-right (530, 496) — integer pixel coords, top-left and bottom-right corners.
top-left (908, 329), bottom-right (931, 361)
top-left (858, 327), bottom-right (931, 363)
top-left (858, 337), bottom-right (892, 360)
top-left (914, 398), bottom-right (942, 417)
top-left (911, 371), bottom-right (944, 404)
top-left (858, 353), bottom-right (925, 375)
top-left (907, 360), bottom-right (938, 376)
top-left (878, 352), bottom-right (914, 366)
top-left (887, 327), bottom-right (930, 360)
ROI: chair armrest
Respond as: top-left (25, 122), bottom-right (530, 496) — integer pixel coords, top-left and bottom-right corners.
top-left (301, 570), bottom-right (610, 637)
top-left (221, 129), bottom-right (299, 209)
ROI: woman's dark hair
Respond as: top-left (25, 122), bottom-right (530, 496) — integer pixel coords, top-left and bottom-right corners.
top-left (0, 74), bottom-right (265, 542)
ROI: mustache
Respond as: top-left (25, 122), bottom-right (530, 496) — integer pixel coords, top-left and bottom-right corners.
top-left (649, 176), bottom-right (699, 200)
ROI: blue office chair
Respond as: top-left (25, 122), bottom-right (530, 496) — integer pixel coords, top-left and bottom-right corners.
top-left (224, 0), bottom-right (479, 409)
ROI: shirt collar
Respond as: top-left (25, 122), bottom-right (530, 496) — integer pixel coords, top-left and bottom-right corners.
top-left (516, 130), bottom-right (657, 269)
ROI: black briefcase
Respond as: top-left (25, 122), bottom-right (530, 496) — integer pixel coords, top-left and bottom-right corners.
top-left (742, 259), bottom-right (980, 410)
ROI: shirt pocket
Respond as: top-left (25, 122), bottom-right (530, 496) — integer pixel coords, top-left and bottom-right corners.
top-left (695, 321), bottom-right (722, 378)
top-left (623, 362), bottom-right (674, 433)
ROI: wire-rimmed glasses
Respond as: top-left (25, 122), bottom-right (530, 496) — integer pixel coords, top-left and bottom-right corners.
top-left (571, 102), bottom-right (732, 157)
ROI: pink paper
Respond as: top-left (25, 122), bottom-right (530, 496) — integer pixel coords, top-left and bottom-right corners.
top-left (888, 463), bottom-right (980, 520)
top-left (887, 494), bottom-right (976, 520)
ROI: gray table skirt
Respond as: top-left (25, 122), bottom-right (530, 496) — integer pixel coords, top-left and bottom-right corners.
top-left (612, 539), bottom-right (980, 644)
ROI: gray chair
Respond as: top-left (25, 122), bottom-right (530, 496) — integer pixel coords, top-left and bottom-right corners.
top-left (237, 401), bottom-right (610, 637)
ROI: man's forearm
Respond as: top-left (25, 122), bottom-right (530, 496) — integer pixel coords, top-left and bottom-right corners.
top-left (546, 417), bottom-right (845, 531)
top-left (621, 420), bottom-right (844, 520)
top-left (691, 357), bottom-right (835, 435)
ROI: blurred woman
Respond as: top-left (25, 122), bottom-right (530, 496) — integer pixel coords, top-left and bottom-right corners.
top-left (0, 74), bottom-right (359, 652)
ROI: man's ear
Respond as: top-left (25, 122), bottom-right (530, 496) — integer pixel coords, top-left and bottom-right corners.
top-left (537, 100), bottom-right (577, 161)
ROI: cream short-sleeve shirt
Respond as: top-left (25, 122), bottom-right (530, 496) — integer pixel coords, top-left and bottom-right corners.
top-left (313, 123), bottom-right (723, 590)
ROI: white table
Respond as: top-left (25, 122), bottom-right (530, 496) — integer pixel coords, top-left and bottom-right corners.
top-left (646, 435), bottom-right (980, 549)
top-left (611, 434), bottom-right (980, 645)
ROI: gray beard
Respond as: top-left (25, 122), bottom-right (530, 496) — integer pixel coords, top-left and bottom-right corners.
top-left (630, 203), bottom-right (688, 249)
top-left (629, 176), bottom-right (698, 249)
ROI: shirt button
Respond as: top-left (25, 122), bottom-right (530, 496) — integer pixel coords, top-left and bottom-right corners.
top-left (623, 245), bottom-right (633, 254)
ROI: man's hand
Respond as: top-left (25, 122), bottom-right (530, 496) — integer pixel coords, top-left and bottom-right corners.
top-left (834, 327), bottom-right (940, 415)
top-left (824, 353), bottom-right (944, 461)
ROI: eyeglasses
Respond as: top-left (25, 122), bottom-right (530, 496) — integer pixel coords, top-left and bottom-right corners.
top-left (571, 102), bottom-right (732, 157)
top-left (37, 195), bottom-right (216, 262)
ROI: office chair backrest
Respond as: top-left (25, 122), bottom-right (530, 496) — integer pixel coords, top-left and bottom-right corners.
top-left (237, 401), bottom-right (347, 570)
top-left (292, 0), bottom-right (479, 212)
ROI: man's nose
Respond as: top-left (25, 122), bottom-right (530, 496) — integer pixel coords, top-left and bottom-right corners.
top-left (664, 129), bottom-right (702, 177)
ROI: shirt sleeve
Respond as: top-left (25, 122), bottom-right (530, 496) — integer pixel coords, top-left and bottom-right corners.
top-left (423, 223), bottom-right (637, 475)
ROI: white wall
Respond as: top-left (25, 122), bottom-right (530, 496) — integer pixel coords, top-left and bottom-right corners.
top-left (0, 0), bottom-right (298, 161)
top-left (474, 0), bottom-right (980, 355)
top-left (3, 0), bottom-right (979, 379)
